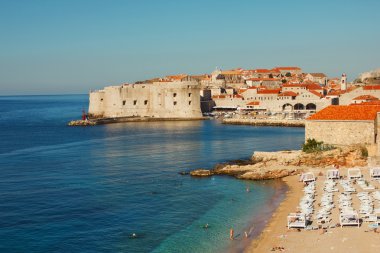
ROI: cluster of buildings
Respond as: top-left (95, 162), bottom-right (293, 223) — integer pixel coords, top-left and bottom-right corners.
top-left (88, 66), bottom-right (380, 120)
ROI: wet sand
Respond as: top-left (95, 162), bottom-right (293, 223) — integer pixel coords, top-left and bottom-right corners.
top-left (246, 169), bottom-right (380, 253)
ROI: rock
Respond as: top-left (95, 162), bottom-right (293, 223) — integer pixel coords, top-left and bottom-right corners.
top-left (68, 120), bottom-right (96, 126)
top-left (188, 145), bottom-right (368, 181)
top-left (190, 169), bottom-right (212, 177)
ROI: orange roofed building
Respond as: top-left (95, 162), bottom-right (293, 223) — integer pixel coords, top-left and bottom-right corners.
top-left (305, 105), bottom-right (380, 153)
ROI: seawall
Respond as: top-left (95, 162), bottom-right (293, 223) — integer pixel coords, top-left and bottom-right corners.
top-left (91, 116), bottom-right (207, 125)
top-left (222, 118), bottom-right (305, 127)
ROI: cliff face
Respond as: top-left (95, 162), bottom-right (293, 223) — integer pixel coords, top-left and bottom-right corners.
top-left (252, 145), bottom-right (367, 168)
top-left (190, 145), bottom-right (367, 180)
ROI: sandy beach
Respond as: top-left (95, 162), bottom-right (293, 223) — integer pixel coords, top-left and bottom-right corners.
top-left (246, 168), bottom-right (380, 253)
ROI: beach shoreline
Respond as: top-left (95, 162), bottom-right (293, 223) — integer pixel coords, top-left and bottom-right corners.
top-left (244, 168), bottom-right (380, 253)
top-left (244, 175), bottom-right (302, 252)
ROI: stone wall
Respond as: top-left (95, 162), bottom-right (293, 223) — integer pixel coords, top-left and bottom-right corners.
top-left (88, 81), bottom-right (202, 118)
top-left (305, 120), bottom-right (375, 145)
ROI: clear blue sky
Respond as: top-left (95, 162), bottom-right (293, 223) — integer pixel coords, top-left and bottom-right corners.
top-left (0, 0), bottom-right (379, 95)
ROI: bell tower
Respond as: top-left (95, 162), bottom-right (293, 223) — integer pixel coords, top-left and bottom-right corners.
top-left (341, 73), bottom-right (347, 90)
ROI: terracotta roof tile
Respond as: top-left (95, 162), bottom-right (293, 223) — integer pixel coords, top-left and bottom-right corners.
top-left (353, 95), bottom-right (379, 101)
top-left (273, 67), bottom-right (301, 71)
top-left (363, 85), bottom-right (380, 90)
top-left (257, 88), bottom-right (281, 94)
top-left (305, 83), bottom-right (323, 90)
top-left (246, 101), bottom-right (260, 106)
top-left (307, 105), bottom-right (380, 121)
top-left (308, 90), bottom-right (323, 98)
top-left (247, 78), bottom-right (280, 81)
top-left (327, 90), bottom-right (342, 96)
top-left (278, 91), bottom-right (298, 97)
top-left (353, 101), bottom-right (380, 105)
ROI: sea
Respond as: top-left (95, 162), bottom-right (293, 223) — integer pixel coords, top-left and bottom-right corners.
top-left (0, 95), bottom-right (305, 253)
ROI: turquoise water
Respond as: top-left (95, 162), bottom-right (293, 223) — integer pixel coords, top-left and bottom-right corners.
top-left (0, 95), bottom-right (304, 252)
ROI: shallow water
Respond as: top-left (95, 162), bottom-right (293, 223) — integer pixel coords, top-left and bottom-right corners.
top-left (0, 95), bottom-right (304, 252)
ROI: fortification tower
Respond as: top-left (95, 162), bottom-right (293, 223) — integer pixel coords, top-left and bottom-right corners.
top-left (341, 73), bottom-right (347, 90)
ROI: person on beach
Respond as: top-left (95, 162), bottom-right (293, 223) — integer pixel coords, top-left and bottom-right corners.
top-left (230, 228), bottom-right (234, 240)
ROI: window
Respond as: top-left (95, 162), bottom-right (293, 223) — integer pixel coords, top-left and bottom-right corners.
top-left (144, 100), bottom-right (148, 105)
top-left (123, 100), bottom-right (126, 106)
top-left (133, 100), bottom-right (137, 105)
top-left (189, 101), bottom-right (191, 105)
top-left (173, 93), bottom-right (177, 97)
top-left (173, 101), bottom-right (177, 106)
top-left (188, 93), bottom-right (192, 97)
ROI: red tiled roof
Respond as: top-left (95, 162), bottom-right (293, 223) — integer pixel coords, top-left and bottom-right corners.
top-left (278, 91), bottom-right (298, 97)
top-left (254, 69), bottom-right (271, 73)
top-left (270, 69), bottom-right (281, 73)
top-left (354, 101), bottom-right (380, 105)
top-left (307, 105), bottom-right (380, 121)
top-left (308, 90), bottom-right (323, 98)
top-left (273, 67), bottom-right (301, 71)
top-left (363, 85), bottom-right (380, 90)
top-left (257, 88), bottom-right (281, 94)
top-left (246, 101), bottom-right (260, 106)
top-left (353, 95), bottom-right (379, 101)
top-left (305, 83), bottom-right (323, 90)
top-left (327, 90), bottom-right (343, 96)
top-left (247, 78), bottom-right (280, 81)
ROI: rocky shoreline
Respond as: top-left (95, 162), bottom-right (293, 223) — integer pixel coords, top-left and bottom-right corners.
top-left (68, 116), bottom-right (207, 126)
top-left (190, 145), bottom-right (368, 180)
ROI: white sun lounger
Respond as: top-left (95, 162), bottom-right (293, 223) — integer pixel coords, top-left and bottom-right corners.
top-left (340, 211), bottom-right (360, 227)
top-left (348, 168), bottom-right (362, 179)
top-left (300, 172), bottom-right (316, 183)
top-left (327, 169), bottom-right (340, 180)
top-left (287, 213), bottom-right (307, 229)
top-left (370, 168), bottom-right (380, 179)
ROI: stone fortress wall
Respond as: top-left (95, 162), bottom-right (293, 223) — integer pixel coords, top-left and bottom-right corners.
top-left (88, 81), bottom-right (202, 118)
top-left (305, 120), bottom-right (375, 145)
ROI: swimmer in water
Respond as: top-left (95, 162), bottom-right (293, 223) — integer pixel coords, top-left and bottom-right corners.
top-left (203, 223), bottom-right (209, 229)
top-left (230, 228), bottom-right (234, 240)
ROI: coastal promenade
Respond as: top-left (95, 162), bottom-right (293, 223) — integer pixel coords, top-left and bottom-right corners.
top-left (222, 118), bottom-right (305, 127)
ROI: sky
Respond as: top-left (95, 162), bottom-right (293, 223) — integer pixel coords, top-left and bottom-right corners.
top-left (0, 0), bottom-right (379, 95)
